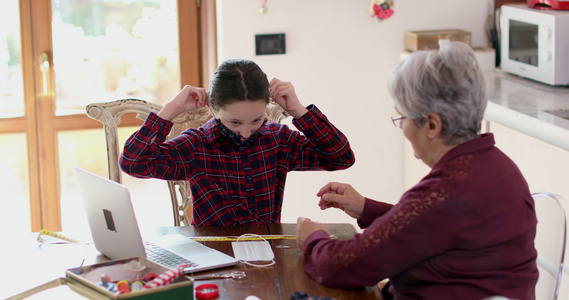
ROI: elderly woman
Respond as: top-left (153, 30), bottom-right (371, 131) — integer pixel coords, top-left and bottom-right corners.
top-left (296, 42), bottom-right (538, 300)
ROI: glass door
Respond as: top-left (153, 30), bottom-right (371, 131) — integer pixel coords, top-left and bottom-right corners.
top-left (0, 0), bottom-right (30, 234)
top-left (1, 0), bottom-right (208, 235)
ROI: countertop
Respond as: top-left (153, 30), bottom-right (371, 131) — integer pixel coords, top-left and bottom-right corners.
top-left (484, 69), bottom-right (569, 151)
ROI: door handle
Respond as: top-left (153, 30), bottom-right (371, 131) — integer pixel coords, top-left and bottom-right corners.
top-left (39, 52), bottom-right (50, 95)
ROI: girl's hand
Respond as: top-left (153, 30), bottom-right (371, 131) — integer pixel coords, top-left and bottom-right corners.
top-left (269, 78), bottom-right (308, 119)
top-left (158, 85), bottom-right (208, 121)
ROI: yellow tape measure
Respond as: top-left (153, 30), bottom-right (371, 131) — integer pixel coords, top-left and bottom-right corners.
top-left (190, 235), bottom-right (297, 242)
top-left (190, 234), bottom-right (335, 242)
top-left (37, 229), bottom-right (80, 244)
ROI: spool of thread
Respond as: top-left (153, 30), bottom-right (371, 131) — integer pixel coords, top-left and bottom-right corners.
top-left (116, 280), bottom-right (131, 294)
top-left (131, 281), bottom-right (144, 293)
top-left (96, 274), bottom-right (114, 291)
top-left (143, 273), bottom-right (158, 283)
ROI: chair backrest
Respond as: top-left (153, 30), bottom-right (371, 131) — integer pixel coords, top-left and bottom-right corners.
top-left (533, 192), bottom-right (568, 300)
top-left (86, 99), bottom-right (211, 226)
top-left (86, 99), bottom-right (290, 226)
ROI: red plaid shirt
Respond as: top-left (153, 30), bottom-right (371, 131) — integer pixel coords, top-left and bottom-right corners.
top-left (119, 105), bottom-right (355, 226)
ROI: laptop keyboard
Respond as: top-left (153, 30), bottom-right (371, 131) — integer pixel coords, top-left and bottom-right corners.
top-left (143, 241), bottom-right (199, 269)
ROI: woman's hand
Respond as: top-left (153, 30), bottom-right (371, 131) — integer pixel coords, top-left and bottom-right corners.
top-left (296, 217), bottom-right (329, 251)
top-left (158, 85), bottom-right (209, 121)
top-left (316, 182), bottom-right (366, 220)
top-left (269, 78), bottom-right (308, 119)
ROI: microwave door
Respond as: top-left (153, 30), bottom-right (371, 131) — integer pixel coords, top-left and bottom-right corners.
top-left (509, 19), bottom-right (539, 67)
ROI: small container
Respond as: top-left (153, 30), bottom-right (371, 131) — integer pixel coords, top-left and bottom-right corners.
top-left (66, 257), bottom-right (194, 299)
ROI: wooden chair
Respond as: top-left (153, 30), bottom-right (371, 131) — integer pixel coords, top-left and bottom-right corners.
top-left (86, 99), bottom-right (290, 226)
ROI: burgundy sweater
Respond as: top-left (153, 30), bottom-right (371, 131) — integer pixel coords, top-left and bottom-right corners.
top-left (303, 133), bottom-right (538, 300)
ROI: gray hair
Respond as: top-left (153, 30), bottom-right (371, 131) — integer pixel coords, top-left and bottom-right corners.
top-left (387, 41), bottom-right (488, 145)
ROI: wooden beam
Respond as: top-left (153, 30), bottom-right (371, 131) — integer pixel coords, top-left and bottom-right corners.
top-left (178, 0), bottom-right (202, 87)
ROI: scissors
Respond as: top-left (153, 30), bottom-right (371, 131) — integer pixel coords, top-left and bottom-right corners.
top-left (192, 271), bottom-right (247, 280)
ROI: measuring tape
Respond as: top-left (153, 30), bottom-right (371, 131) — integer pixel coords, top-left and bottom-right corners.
top-left (190, 235), bottom-right (297, 242)
top-left (36, 231), bottom-right (333, 243)
top-left (189, 234), bottom-right (335, 242)
top-left (37, 229), bottom-right (80, 244)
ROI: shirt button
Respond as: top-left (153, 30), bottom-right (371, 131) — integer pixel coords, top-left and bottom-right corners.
top-left (246, 176), bottom-right (252, 181)
top-left (239, 147), bottom-right (246, 151)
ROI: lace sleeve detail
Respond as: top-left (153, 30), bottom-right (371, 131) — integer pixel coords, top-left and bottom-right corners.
top-left (303, 155), bottom-right (472, 288)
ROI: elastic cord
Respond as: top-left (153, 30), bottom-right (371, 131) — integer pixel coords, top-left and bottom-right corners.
top-left (239, 259), bottom-right (276, 268)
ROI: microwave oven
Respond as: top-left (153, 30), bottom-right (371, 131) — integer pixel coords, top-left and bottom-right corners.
top-left (500, 4), bottom-right (569, 86)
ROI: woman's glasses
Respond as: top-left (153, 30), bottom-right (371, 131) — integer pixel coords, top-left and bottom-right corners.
top-left (391, 116), bottom-right (408, 129)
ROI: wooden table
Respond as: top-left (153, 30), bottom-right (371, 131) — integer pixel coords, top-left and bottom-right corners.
top-left (3, 223), bottom-right (383, 299)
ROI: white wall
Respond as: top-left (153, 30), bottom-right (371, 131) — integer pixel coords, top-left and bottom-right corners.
top-left (217, 0), bottom-right (492, 227)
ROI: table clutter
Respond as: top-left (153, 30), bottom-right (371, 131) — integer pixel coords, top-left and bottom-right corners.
top-left (5, 224), bottom-right (383, 300)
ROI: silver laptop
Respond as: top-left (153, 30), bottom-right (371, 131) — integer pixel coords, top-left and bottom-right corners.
top-left (73, 166), bottom-right (238, 273)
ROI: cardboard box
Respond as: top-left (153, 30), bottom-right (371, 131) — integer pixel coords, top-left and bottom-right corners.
top-left (399, 47), bottom-right (496, 71)
top-left (405, 29), bottom-right (472, 51)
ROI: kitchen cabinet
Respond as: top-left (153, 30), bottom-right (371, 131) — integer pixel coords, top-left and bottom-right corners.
top-left (484, 70), bottom-right (569, 200)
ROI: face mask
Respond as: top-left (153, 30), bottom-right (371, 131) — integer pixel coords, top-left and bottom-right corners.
top-left (215, 119), bottom-right (265, 147)
top-left (231, 234), bottom-right (275, 267)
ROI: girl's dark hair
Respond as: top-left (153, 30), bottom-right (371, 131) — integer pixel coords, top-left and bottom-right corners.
top-left (209, 59), bottom-right (270, 111)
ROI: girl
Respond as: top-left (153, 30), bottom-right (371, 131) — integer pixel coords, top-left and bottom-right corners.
top-left (120, 59), bottom-right (355, 226)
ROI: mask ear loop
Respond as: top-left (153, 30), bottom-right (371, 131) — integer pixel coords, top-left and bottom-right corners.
top-left (236, 233), bottom-right (276, 268)
top-left (206, 92), bottom-right (217, 118)
top-left (207, 104), bottom-right (216, 119)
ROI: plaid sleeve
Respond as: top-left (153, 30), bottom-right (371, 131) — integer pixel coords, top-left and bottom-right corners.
top-left (290, 105), bottom-right (355, 171)
top-left (119, 112), bottom-right (179, 179)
